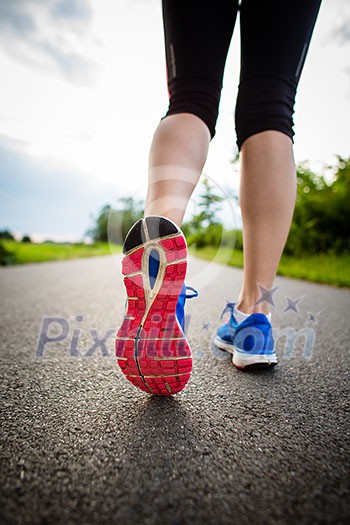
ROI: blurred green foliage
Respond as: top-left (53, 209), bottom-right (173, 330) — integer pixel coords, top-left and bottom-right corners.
top-left (285, 156), bottom-right (350, 255)
top-left (182, 177), bottom-right (223, 248)
top-left (88, 157), bottom-right (349, 257)
top-left (87, 197), bottom-right (144, 244)
top-left (21, 234), bottom-right (32, 243)
top-left (193, 245), bottom-right (350, 287)
top-left (3, 157), bottom-right (347, 268)
top-left (0, 229), bottom-right (15, 240)
top-left (1, 241), bottom-right (120, 265)
top-left (0, 241), bottom-right (16, 265)
top-left (185, 157), bottom-right (350, 256)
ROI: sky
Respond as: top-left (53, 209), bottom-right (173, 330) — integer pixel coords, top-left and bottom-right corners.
top-left (0, 0), bottom-right (349, 241)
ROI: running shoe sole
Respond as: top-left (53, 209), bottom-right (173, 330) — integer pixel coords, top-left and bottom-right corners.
top-left (115, 216), bottom-right (191, 396)
top-left (213, 335), bottom-right (278, 370)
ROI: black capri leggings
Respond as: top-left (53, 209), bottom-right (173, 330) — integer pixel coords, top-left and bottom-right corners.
top-left (162, 0), bottom-right (322, 149)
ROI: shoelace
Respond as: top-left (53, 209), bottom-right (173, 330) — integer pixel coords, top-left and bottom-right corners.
top-left (184, 285), bottom-right (199, 299)
top-left (220, 301), bottom-right (235, 319)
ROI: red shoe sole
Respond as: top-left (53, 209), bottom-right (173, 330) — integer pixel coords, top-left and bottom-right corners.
top-left (115, 217), bottom-right (191, 396)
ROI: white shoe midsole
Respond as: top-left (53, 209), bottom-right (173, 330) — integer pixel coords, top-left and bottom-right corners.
top-left (213, 335), bottom-right (235, 354)
top-left (233, 351), bottom-right (278, 368)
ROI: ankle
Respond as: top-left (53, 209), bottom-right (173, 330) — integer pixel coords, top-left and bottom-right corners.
top-left (236, 297), bottom-right (270, 317)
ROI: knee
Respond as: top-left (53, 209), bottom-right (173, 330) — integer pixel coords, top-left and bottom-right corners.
top-left (164, 77), bottom-right (222, 140)
top-left (235, 76), bottom-right (297, 150)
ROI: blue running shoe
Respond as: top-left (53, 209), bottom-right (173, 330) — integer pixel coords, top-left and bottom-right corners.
top-left (176, 284), bottom-right (199, 333)
top-left (213, 303), bottom-right (278, 369)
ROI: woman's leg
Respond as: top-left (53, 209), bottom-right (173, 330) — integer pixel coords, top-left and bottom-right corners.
top-left (237, 131), bottom-right (296, 316)
top-left (145, 113), bottom-right (210, 227)
top-left (144, 0), bottom-right (239, 226)
top-left (235, 0), bottom-right (322, 316)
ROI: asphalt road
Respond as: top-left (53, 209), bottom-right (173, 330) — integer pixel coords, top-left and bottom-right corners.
top-left (0, 254), bottom-right (349, 525)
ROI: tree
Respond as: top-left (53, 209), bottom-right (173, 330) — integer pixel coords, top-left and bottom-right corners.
top-left (0, 242), bottom-right (16, 265)
top-left (183, 176), bottom-right (224, 248)
top-left (285, 156), bottom-right (350, 255)
top-left (193, 176), bottom-right (224, 228)
top-left (87, 198), bottom-right (144, 244)
top-left (22, 235), bottom-right (32, 243)
top-left (0, 229), bottom-right (15, 240)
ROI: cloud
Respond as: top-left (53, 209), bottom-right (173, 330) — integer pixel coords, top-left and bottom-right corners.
top-left (0, 0), bottom-right (97, 85)
top-left (50, 0), bottom-right (92, 21)
top-left (0, 132), bottom-right (29, 152)
top-left (332, 21), bottom-right (350, 45)
top-left (0, 133), bottom-right (122, 239)
top-left (326, 0), bottom-right (350, 46)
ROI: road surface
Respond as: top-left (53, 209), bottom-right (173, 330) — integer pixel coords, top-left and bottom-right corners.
top-left (0, 254), bottom-right (349, 525)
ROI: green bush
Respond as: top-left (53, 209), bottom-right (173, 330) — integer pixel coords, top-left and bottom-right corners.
top-left (222, 229), bottom-right (243, 250)
top-left (0, 241), bottom-right (16, 265)
top-left (187, 157), bottom-right (350, 257)
top-left (0, 229), bottom-right (15, 240)
top-left (285, 157), bottom-right (350, 256)
top-left (186, 223), bottom-right (222, 249)
top-left (22, 235), bottom-right (32, 243)
top-left (87, 198), bottom-right (144, 244)
top-left (186, 225), bottom-right (243, 251)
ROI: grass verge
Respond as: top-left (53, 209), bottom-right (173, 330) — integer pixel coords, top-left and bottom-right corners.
top-left (2, 241), bottom-right (349, 288)
top-left (1, 241), bottom-right (121, 265)
top-left (190, 246), bottom-right (350, 288)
